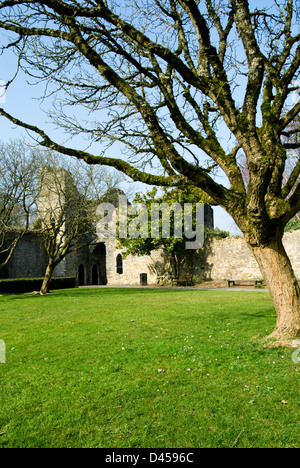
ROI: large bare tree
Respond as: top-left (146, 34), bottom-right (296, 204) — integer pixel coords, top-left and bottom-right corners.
top-left (0, 0), bottom-right (299, 342)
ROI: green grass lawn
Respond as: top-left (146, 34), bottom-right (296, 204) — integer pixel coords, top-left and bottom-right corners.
top-left (0, 288), bottom-right (299, 448)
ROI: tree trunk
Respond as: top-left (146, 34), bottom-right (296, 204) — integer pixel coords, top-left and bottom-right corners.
top-left (249, 234), bottom-right (300, 342)
top-left (170, 252), bottom-right (178, 277)
top-left (40, 262), bottom-right (55, 295)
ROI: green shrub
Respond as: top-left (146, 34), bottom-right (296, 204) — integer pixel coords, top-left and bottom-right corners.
top-left (205, 227), bottom-right (230, 239)
top-left (49, 277), bottom-right (77, 291)
top-left (0, 277), bottom-right (77, 294)
top-left (284, 218), bottom-right (300, 232)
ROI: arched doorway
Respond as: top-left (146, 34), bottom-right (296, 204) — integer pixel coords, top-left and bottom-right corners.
top-left (78, 264), bottom-right (85, 286)
top-left (92, 243), bottom-right (107, 285)
top-left (92, 265), bottom-right (99, 285)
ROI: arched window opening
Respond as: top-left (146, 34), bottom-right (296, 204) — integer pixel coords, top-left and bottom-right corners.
top-left (116, 254), bottom-right (123, 275)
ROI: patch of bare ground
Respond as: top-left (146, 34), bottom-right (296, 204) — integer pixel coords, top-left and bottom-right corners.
top-left (194, 280), bottom-right (228, 288)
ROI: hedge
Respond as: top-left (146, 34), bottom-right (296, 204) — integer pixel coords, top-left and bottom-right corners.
top-left (0, 277), bottom-right (77, 294)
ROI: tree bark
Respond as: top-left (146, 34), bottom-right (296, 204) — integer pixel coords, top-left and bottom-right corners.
top-left (170, 251), bottom-right (179, 277)
top-left (250, 234), bottom-right (300, 342)
top-left (40, 262), bottom-right (55, 295)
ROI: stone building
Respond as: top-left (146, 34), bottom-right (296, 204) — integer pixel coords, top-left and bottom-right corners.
top-left (0, 183), bottom-right (215, 285)
top-left (0, 178), bottom-right (299, 286)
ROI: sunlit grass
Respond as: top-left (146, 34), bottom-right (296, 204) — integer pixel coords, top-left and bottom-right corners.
top-left (0, 288), bottom-right (299, 448)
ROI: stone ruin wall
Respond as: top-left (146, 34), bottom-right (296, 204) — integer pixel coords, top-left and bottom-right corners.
top-left (105, 230), bottom-right (300, 285)
top-left (3, 171), bottom-right (298, 286)
top-left (197, 230), bottom-right (300, 281)
top-left (104, 238), bottom-right (168, 286)
top-left (0, 232), bottom-right (48, 279)
top-left (1, 229), bottom-right (299, 285)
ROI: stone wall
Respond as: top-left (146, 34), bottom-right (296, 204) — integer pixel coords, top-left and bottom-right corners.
top-left (0, 232), bottom-right (90, 281)
top-left (191, 230), bottom-right (300, 281)
top-left (4, 173), bottom-right (298, 286)
top-left (284, 230), bottom-right (300, 279)
top-left (0, 233), bottom-right (48, 279)
top-left (104, 238), bottom-right (170, 285)
top-left (100, 230), bottom-right (299, 284)
top-left (1, 225), bottom-right (299, 286)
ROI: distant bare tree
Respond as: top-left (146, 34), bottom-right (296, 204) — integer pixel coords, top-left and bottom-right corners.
top-left (0, 140), bottom-right (40, 271)
top-left (76, 161), bottom-right (134, 203)
top-left (37, 155), bottom-right (128, 294)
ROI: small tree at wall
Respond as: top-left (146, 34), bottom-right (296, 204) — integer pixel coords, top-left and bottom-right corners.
top-left (118, 187), bottom-right (204, 277)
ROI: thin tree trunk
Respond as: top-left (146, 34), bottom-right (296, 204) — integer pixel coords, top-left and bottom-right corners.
top-left (170, 251), bottom-right (178, 277)
top-left (250, 235), bottom-right (300, 342)
top-left (0, 235), bottom-right (23, 272)
top-left (40, 262), bottom-right (55, 295)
